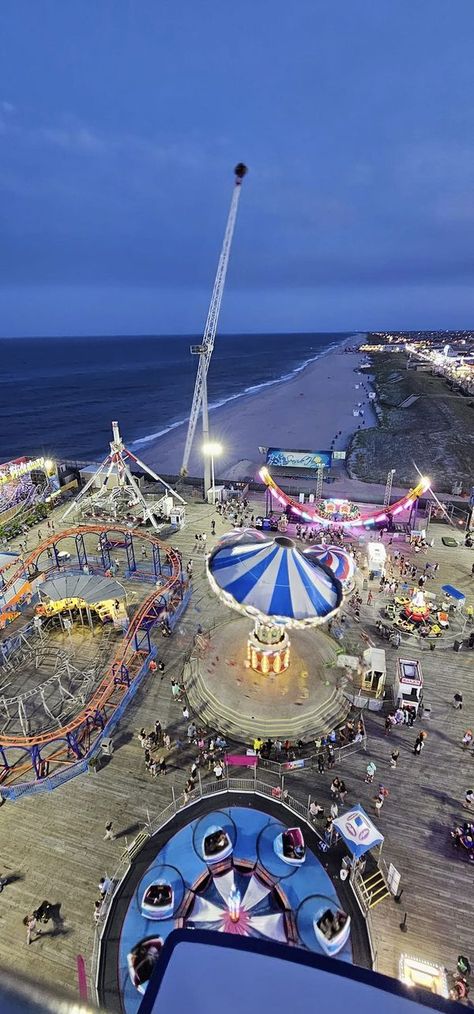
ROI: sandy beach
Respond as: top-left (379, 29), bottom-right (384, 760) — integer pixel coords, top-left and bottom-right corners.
top-left (143, 346), bottom-right (377, 481)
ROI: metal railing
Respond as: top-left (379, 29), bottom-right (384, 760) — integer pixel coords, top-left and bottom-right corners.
top-left (257, 734), bottom-right (367, 775)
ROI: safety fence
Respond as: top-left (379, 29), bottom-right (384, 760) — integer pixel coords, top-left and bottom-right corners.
top-left (257, 733), bottom-right (367, 776)
top-left (90, 776), bottom-right (379, 1004)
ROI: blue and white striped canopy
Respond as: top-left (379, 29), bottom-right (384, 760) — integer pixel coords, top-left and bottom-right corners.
top-left (304, 545), bottom-right (355, 588)
top-left (207, 535), bottom-right (342, 627)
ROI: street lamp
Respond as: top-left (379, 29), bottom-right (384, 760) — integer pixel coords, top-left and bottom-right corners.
top-left (203, 442), bottom-right (223, 503)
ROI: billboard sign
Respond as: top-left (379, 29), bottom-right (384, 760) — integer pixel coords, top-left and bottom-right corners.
top-left (266, 448), bottom-right (332, 469)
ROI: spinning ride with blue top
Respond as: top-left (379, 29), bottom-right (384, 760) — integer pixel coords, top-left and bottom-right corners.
top-left (207, 534), bottom-right (342, 674)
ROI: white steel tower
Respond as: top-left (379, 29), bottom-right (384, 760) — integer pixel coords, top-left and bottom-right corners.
top-left (180, 163), bottom-right (248, 493)
top-left (62, 420), bottom-right (185, 530)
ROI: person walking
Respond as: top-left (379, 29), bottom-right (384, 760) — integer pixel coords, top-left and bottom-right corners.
top-left (365, 761), bottom-right (377, 783)
top-left (23, 914), bottom-right (41, 945)
top-left (464, 789), bottom-right (474, 810)
top-left (338, 780), bottom-right (348, 804)
top-left (390, 749), bottom-right (400, 769)
top-left (171, 680), bottom-right (180, 699)
top-left (413, 733), bottom-right (425, 756)
top-left (374, 785), bottom-right (389, 813)
top-left (330, 800), bottom-right (339, 819)
top-left (462, 730), bottom-right (473, 751)
top-left (367, 590), bottom-right (373, 606)
top-left (453, 693), bottom-right (463, 710)
top-left (163, 732), bottom-right (171, 751)
top-left (317, 752), bottom-right (325, 774)
top-left (213, 760), bottom-right (223, 781)
top-left (159, 756), bottom-right (167, 775)
top-left (182, 704), bottom-right (190, 721)
top-left (93, 900), bottom-right (103, 924)
top-left (104, 821), bottom-right (115, 841)
top-left (330, 777), bottom-right (341, 800)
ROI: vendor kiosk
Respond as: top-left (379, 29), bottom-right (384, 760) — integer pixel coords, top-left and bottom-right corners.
top-left (394, 657), bottom-right (424, 717)
top-left (367, 542), bottom-right (386, 578)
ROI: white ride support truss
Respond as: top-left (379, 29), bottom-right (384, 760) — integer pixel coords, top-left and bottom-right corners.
top-left (62, 420), bottom-right (185, 530)
top-left (181, 164), bottom-right (248, 491)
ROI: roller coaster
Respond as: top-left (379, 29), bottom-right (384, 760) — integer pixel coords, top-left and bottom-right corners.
top-left (0, 524), bottom-right (190, 797)
top-left (259, 467), bottom-right (431, 529)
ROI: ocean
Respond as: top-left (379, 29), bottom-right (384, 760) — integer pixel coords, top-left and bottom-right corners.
top-left (0, 332), bottom-right (355, 464)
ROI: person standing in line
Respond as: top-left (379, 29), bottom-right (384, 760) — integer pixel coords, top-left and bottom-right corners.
top-left (390, 749), bottom-right (400, 769)
top-left (104, 821), bottom-right (115, 841)
top-left (23, 914), bottom-right (40, 945)
top-left (99, 876), bottom-right (113, 899)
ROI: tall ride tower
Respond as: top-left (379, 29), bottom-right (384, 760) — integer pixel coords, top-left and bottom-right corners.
top-left (180, 163), bottom-right (248, 494)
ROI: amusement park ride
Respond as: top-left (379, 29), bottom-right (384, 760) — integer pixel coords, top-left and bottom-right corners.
top-left (62, 420), bottom-right (185, 530)
top-left (260, 467), bottom-right (431, 530)
top-left (181, 163), bottom-right (248, 492)
top-left (0, 524), bottom-right (189, 796)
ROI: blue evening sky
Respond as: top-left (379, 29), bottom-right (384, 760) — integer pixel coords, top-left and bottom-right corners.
top-left (1, 1), bottom-right (474, 336)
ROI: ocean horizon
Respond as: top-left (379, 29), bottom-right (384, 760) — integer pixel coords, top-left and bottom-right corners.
top-left (0, 331), bottom-right (359, 464)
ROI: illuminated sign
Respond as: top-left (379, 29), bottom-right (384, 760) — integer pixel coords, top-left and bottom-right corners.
top-left (266, 448), bottom-right (332, 470)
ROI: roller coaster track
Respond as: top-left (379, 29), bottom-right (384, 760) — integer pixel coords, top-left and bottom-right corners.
top-left (0, 524), bottom-right (184, 754)
top-left (259, 468), bottom-right (430, 529)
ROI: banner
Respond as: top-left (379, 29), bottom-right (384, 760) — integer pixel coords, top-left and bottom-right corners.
top-left (225, 754), bottom-right (257, 767)
top-left (283, 758), bottom-right (305, 771)
top-left (266, 448), bottom-right (332, 469)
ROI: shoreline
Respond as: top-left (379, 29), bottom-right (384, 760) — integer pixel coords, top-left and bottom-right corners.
top-left (141, 336), bottom-right (377, 481)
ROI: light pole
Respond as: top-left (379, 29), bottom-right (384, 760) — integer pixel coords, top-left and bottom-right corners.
top-left (203, 442), bottom-right (223, 503)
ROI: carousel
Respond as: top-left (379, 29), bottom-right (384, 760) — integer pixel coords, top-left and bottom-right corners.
top-left (207, 534), bottom-right (342, 675)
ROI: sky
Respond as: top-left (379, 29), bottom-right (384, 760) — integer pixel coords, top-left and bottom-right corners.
top-left (1, 0), bottom-right (474, 336)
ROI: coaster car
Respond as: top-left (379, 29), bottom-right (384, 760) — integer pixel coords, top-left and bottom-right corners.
top-left (141, 881), bottom-right (174, 920)
top-left (313, 906), bottom-right (351, 956)
top-left (274, 827), bottom-right (306, 866)
top-left (127, 936), bottom-right (164, 993)
top-left (202, 826), bottom-right (233, 863)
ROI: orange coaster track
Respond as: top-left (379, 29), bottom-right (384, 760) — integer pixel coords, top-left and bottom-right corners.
top-left (0, 525), bottom-right (188, 790)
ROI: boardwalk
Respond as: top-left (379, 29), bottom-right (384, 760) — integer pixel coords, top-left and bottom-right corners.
top-left (0, 500), bottom-right (472, 1001)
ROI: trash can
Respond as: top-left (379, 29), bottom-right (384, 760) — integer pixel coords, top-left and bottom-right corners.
top-left (453, 640), bottom-right (463, 653)
top-left (101, 737), bottom-right (114, 756)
